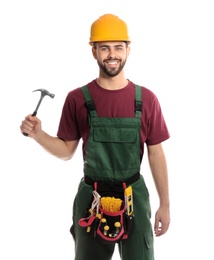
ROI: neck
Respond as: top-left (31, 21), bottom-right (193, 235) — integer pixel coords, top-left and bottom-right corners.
top-left (96, 72), bottom-right (128, 90)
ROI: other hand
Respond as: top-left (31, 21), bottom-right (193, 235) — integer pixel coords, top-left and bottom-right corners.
top-left (154, 205), bottom-right (170, 236)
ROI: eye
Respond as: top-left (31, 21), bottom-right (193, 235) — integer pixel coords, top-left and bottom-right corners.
top-left (100, 46), bottom-right (109, 51)
top-left (115, 46), bottom-right (123, 51)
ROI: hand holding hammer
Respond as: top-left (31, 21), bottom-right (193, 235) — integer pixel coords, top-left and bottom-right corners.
top-left (22, 89), bottom-right (55, 136)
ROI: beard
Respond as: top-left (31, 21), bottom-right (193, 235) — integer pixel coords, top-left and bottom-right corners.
top-left (97, 58), bottom-right (126, 77)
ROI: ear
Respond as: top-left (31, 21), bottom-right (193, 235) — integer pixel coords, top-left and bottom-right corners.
top-left (126, 45), bottom-right (130, 57)
top-left (92, 47), bottom-right (97, 60)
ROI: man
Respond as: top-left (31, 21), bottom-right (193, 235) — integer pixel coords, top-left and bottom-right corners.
top-left (20, 14), bottom-right (170, 260)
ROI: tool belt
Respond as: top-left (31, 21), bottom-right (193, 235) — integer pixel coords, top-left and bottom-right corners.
top-left (78, 173), bottom-right (139, 244)
top-left (84, 172), bottom-right (140, 188)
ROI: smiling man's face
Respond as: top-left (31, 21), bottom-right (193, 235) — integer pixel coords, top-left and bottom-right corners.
top-left (92, 41), bottom-right (130, 77)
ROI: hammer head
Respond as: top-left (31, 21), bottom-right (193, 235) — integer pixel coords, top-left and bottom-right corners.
top-left (31, 88), bottom-right (55, 116)
top-left (33, 88), bottom-right (55, 99)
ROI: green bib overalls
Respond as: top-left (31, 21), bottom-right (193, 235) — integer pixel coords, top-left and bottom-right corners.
top-left (71, 85), bottom-right (154, 260)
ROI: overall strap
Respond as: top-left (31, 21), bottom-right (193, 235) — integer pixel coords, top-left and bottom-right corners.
top-left (82, 84), bottom-right (142, 119)
top-left (135, 85), bottom-right (143, 118)
top-left (81, 85), bottom-right (97, 122)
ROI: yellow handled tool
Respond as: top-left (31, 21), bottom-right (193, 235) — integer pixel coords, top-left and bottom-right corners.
top-left (124, 186), bottom-right (133, 216)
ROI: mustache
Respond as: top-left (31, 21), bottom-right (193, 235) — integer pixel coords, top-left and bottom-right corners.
top-left (104, 58), bottom-right (121, 62)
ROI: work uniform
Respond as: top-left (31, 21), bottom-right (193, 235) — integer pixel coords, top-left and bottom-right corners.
top-left (57, 80), bottom-right (170, 260)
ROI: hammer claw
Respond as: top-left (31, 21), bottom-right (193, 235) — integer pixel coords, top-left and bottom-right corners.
top-left (32, 88), bottom-right (55, 115)
top-left (33, 89), bottom-right (55, 99)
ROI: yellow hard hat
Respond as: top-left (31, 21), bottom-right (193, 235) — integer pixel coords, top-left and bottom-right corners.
top-left (89, 14), bottom-right (130, 45)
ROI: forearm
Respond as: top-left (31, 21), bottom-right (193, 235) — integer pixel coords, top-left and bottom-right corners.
top-left (20, 115), bottom-right (79, 160)
top-left (147, 144), bottom-right (170, 207)
top-left (34, 130), bottom-right (78, 160)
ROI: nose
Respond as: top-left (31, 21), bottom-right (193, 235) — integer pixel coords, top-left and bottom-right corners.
top-left (107, 48), bottom-right (116, 59)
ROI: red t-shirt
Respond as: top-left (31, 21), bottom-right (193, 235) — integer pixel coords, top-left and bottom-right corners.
top-left (57, 80), bottom-right (170, 158)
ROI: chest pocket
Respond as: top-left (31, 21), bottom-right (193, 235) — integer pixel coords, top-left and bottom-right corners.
top-left (92, 123), bottom-right (140, 171)
top-left (94, 127), bottom-right (137, 143)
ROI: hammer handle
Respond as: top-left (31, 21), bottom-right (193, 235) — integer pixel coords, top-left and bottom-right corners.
top-left (22, 111), bottom-right (37, 136)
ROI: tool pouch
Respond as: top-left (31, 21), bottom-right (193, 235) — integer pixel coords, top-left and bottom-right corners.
top-left (96, 205), bottom-right (126, 243)
top-left (78, 181), bottom-right (134, 244)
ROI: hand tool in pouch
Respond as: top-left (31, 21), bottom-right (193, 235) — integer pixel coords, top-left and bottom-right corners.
top-left (124, 186), bottom-right (133, 216)
top-left (78, 190), bottom-right (101, 233)
top-left (123, 185), bottom-right (134, 238)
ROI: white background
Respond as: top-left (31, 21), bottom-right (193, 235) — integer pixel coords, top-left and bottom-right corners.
top-left (1, 0), bottom-right (214, 259)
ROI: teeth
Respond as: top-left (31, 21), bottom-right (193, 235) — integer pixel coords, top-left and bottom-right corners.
top-left (108, 61), bottom-right (117, 64)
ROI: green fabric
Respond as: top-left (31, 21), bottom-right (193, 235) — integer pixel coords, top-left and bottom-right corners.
top-left (72, 85), bottom-right (154, 260)
top-left (73, 177), bottom-right (154, 260)
top-left (81, 85), bottom-right (142, 181)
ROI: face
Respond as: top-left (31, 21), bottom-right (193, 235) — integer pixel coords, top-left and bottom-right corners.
top-left (92, 42), bottom-right (130, 77)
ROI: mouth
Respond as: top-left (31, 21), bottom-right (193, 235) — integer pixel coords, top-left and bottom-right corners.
top-left (105, 59), bottom-right (120, 68)
top-left (106, 60), bottom-right (118, 65)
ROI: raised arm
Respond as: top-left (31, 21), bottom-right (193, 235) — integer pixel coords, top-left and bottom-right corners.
top-left (20, 114), bottom-right (79, 160)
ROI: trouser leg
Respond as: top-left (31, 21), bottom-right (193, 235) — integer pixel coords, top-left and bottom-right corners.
top-left (72, 180), bottom-right (115, 260)
top-left (118, 175), bottom-right (155, 260)
top-left (118, 228), bottom-right (154, 260)
top-left (74, 227), bottom-right (115, 260)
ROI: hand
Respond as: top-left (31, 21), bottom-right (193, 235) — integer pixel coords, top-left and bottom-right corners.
top-left (20, 115), bottom-right (42, 138)
top-left (154, 205), bottom-right (170, 236)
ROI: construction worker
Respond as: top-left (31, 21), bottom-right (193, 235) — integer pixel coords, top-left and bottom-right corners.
top-left (20, 14), bottom-right (170, 260)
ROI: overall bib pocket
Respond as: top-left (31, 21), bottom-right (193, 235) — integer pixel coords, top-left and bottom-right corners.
top-left (93, 126), bottom-right (139, 170)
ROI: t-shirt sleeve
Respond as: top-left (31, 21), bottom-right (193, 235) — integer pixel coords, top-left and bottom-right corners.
top-left (145, 95), bottom-right (170, 145)
top-left (57, 92), bottom-right (81, 141)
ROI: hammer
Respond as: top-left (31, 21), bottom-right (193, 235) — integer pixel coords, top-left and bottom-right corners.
top-left (23, 88), bottom-right (55, 136)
